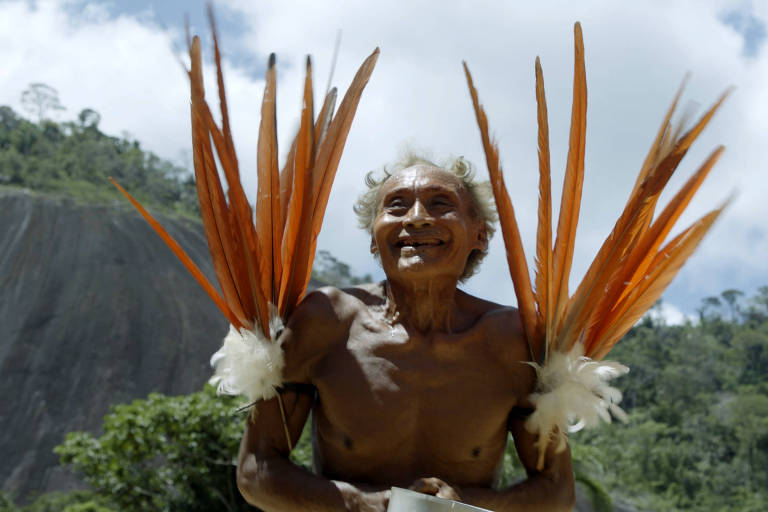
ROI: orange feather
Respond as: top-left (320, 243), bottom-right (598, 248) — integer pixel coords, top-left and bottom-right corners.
top-left (533, 56), bottom-right (553, 359)
top-left (278, 57), bottom-right (315, 317)
top-left (256, 54), bottom-right (278, 306)
top-left (313, 88), bottom-right (338, 163)
top-left (188, 38), bottom-right (252, 329)
top-left (115, 20), bottom-right (377, 340)
top-left (551, 22), bottom-right (587, 349)
top-left (628, 78), bottom-right (687, 203)
top-left (301, 49), bottom-right (380, 296)
top-left (463, 61), bottom-right (538, 351)
top-left (467, 22), bottom-right (728, 367)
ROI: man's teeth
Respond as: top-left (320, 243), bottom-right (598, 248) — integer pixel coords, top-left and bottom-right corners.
top-left (397, 240), bottom-right (443, 247)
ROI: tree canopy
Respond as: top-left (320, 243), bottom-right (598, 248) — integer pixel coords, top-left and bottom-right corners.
top-left (0, 100), bottom-right (198, 217)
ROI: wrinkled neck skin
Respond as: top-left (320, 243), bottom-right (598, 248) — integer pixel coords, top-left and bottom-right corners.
top-left (384, 274), bottom-right (460, 335)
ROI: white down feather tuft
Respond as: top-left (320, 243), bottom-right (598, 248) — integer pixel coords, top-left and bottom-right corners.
top-left (209, 317), bottom-right (285, 404)
top-left (525, 343), bottom-right (629, 456)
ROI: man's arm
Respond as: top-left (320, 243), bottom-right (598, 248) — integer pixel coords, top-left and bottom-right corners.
top-left (235, 288), bottom-right (390, 512)
top-left (459, 411), bottom-right (575, 512)
top-left (236, 391), bottom-right (390, 512)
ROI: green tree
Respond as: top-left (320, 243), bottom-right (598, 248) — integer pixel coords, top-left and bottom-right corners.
top-left (0, 104), bottom-right (199, 217)
top-left (20, 83), bottom-right (66, 123)
top-left (56, 387), bottom-right (251, 512)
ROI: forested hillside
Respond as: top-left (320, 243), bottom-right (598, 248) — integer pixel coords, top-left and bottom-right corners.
top-left (571, 292), bottom-right (768, 511)
top-left (0, 101), bottom-right (198, 217)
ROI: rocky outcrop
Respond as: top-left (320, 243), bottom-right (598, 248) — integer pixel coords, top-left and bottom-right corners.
top-left (0, 188), bottom-right (228, 499)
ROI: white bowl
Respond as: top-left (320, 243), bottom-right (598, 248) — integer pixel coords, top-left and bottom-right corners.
top-left (387, 487), bottom-right (492, 512)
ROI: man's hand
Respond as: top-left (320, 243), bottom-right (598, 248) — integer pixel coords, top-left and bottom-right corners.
top-left (354, 488), bottom-right (391, 512)
top-left (409, 477), bottom-right (462, 501)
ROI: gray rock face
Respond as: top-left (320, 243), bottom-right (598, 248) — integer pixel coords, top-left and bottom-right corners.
top-left (0, 188), bottom-right (228, 499)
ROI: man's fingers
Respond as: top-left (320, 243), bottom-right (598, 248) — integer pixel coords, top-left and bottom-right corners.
top-left (435, 485), bottom-right (461, 501)
top-left (408, 477), bottom-right (441, 495)
top-left (409, 477), bottom-right (461, 501)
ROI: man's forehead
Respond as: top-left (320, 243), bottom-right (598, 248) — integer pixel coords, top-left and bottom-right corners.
top-left (380, 165), bottom-right (464, 195)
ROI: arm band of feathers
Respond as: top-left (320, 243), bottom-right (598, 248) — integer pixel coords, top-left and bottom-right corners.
top-left (525, 344), bottom-right (628, 468)
top-left (111, 10), bottom-right (378, 402)
top-left (209, 313), bottom-right (285, 404)
top-left (465, 22), bottom-right (731, 468)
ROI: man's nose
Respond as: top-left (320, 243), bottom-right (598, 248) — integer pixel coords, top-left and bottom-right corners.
top-left (404, 199), bottom-right (433, 228)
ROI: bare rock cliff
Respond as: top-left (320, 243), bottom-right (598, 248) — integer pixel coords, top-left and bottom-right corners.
top-left (0, 188), bottom-right (227, 498)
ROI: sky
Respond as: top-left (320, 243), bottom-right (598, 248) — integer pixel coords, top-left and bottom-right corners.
top-left (1, 0), bottom-right (766, 324)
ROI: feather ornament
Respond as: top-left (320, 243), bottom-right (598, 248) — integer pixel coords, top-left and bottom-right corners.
top-left (209, 314), bottom-right (285, 403)
top-left (526, 343), bottom-right (628, 469)
top-left (112, 13), bottom-right (378, 402)
top-left (465, 22), bottom-right (730, 467)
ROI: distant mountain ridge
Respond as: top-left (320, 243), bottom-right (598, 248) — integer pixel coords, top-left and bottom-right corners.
top-left (0, 187), bottom-right (227, 499)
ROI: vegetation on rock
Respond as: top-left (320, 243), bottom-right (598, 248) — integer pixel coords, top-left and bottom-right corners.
top-left (0, 97), bottom-right (198, 217)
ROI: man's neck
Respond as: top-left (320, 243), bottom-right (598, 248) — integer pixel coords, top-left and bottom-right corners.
top-left (384, 276), bottom-right (461, 334)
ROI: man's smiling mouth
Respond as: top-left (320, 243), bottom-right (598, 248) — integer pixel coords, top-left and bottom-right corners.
top-left (395, 239), bottom-right (445, 248)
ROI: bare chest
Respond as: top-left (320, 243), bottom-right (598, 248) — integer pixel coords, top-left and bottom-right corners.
top-left (308, 319), bottom-right (526, 485)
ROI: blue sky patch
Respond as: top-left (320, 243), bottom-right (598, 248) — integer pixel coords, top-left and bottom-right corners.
top-left (720, 6), bottom-right (767, 57)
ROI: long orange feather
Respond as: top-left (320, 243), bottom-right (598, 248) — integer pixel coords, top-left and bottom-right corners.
top-left (533, 56), bottom-right (553, 359)
top-left (208, 8), bottom-right (238, 176)
top-left (278, 57), bottom-right (315, 317)
top-left (551, 22), bottom-right (587, 350)
top-left (628, 78), bottom-right (687, 202)
top-left (191, 35), bottom-right (266, 332)
top-left (466, 22), bottom-right (728, 369)
top-left (313, 88), bottom-right (338, 164)
top-left (309, 49), bottom-right (379, 240)
top-left (196, 103), bottom-right (259, 326)
top-left (255, 54), bottom-right (278, 306)
top-left (280, 88), bottom-right (337, 311)
top-left (188, 38), bottom-right (251, 329)
top-left (463, 61), bottom-right (538, 351)
top-left (301, 49), bottom-right (380, 296)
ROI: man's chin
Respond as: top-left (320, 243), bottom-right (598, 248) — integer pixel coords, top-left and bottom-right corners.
top-left (394, 255), bottom-right (459, 279)
top-left (396, 255), bottom-right (428, 274)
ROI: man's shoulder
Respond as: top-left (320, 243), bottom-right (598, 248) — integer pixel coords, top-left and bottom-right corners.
top-left (457, 291), bottom-right (529, 360)
top-left (298, 282), bottom-right (384, 316)
top-left (281, 283), bottom-right (383, 382)
top-left (285, 282), bottom-right (383, 339)
top-left (457, 290), bottom-right (521, 328)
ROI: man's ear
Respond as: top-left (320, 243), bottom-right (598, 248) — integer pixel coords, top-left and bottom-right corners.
top-left (474, 223), bottom-right (488, 251)
top-left (370, 238), bottom-right (378, 254)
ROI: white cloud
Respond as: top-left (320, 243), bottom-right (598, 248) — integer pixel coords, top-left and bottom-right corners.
top-left (3, 0), bottom-right (767, 315)
top-left (645, 301), bottom-right (698, 326)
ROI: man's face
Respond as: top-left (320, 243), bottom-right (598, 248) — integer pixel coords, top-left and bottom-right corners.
top-left (371, 165), bottom-right (486, 282)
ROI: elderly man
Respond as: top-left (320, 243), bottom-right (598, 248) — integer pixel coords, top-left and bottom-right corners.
top-left (236, 156), bottom-right (575, 511)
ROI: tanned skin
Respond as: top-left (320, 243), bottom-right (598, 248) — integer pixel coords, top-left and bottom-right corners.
top-left (237, 166), bottom-right (575, 511)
